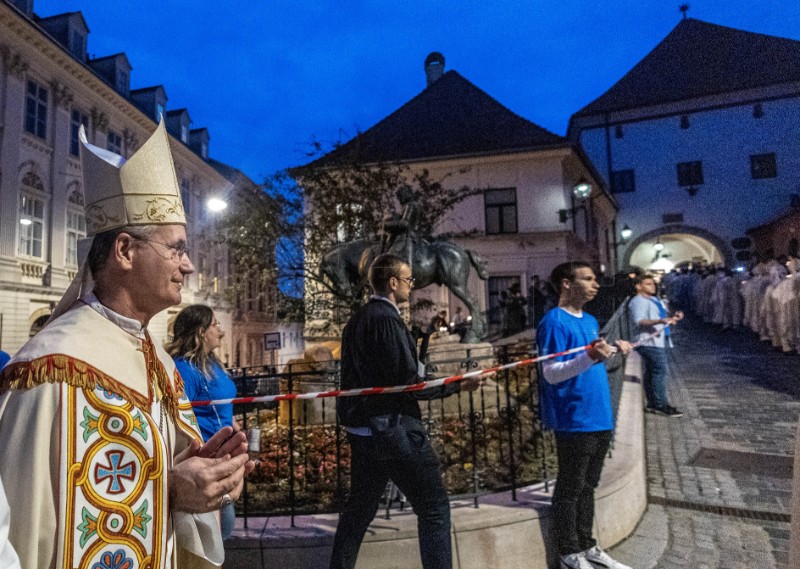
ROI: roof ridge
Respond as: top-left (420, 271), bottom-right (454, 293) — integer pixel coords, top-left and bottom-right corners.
top-left (306, 69), bottom-right (565, 168)
top-left (572, 18), bottom-right (800, 118)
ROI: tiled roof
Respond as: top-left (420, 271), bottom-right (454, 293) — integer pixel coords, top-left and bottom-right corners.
top-left (574, 18), bottom-right (800, 117)
top-left (309, 70), bottom-right (565, 167)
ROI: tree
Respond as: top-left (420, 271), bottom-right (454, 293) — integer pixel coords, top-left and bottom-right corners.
top-left (296, 142), bottom-right (482, 334)
top-left (216, 140), bottom-right (480, 333)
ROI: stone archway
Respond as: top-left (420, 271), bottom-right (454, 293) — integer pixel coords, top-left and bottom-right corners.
top-left (622, 225), bottom-right (734, 270)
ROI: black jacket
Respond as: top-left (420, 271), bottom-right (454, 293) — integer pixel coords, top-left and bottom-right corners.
top-left (338, 298), bottom-right (459, 427)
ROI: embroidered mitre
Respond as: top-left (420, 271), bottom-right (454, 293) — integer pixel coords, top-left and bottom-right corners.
top-left (79, 120), bottom-right (186, 235)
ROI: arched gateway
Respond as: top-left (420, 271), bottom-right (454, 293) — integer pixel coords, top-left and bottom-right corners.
top-left (622, 225), bottom-right (734, 272)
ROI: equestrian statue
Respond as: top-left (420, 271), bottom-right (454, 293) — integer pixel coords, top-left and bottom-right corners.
top-left (319, 188), bottom-right (488, 343)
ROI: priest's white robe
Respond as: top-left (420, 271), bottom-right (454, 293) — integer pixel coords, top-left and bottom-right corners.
top-left (0, 303), bottom-right (224, 569)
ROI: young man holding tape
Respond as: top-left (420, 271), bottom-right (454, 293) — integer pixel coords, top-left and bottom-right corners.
top-left (329, 253), bottom-right (481, 569)
top-left (536, 261), bottom-right (632, 569)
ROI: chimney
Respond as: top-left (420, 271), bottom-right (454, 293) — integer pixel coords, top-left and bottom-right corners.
top-left (424, 52), bottom-right (445, 87)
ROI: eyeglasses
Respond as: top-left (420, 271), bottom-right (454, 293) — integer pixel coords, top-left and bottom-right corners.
top-left (396, 276), bottom-right (415, 287)
top-left (133, 237), bottom-right (190, 262)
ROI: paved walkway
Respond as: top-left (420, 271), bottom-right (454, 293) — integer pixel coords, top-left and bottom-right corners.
top-left (610, 317), bottom-right (799, 569)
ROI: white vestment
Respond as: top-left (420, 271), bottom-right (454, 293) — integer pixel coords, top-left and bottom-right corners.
top-left (0, 303), bottom-right (224, 569)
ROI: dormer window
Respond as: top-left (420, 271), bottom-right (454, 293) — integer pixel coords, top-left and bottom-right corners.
top-left (116, 69), bottom-right (129, 96)
top-left (156, 103), bottom-right (165, 122)
top-left (70, 30), bottom-right (86, 60)
top-left (181, 123), bottom-right (188, 143)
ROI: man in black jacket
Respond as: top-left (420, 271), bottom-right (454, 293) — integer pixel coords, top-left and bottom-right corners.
top-left (329, 253), bottom-right (481, 569)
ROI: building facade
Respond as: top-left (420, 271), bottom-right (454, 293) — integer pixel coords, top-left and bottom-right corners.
top-left (569, 18), bottom-right (800, 272)
top-left (0, 0), bottom-right (270, 363)
top-left (303, 53), bottom-right (617, 335)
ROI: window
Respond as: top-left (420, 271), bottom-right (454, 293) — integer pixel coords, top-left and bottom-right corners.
top-left (484, 188), bottom-right (517, 235)
top-left (610, 169), bottom-right (635, 193)
top-left (680, 115), bottom-right (690, 129)
top-left (614, 124), bottom-right (623, 139)
top-left (180, 123), bottom-right (188, 143)
top-left (66, 209), bottom-right (86, 266)
top-left (676, 161), bottom-right (703, 187)
top-left (25, 80), bottom-right (48, 139)
top-left (116, 69), bottom-right (129, 95)
top-left (155, 103), bottom-right (165, 122)
top-left (753, 103), bottom-right (764, 119)
top-left (70, 109), bottom-right (89, 156)
top-left (107, 130), bottom-right (122, 155)
top-left (18, 194), bottom-right (45, 258)
top-left (69, 30), bottom-right (85, 59)
top-left (751, 153), bottom-right (777, 179)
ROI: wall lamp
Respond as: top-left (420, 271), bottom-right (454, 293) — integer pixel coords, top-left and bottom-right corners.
top-left (558, 179), bottom-right (593, 222)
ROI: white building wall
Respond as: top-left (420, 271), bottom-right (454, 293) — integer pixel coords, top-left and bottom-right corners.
top-left (577, 92), bottom-right (800, 263)
top-left (0, 3), bottom-right (236, 355)
top-left (394, 150), bottom-right (615, 325)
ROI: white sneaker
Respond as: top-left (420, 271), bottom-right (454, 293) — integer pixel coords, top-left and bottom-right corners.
top-left (560, 552), bottom-right (594, 569)
top-left (583, 545), bottom-right (632, 569)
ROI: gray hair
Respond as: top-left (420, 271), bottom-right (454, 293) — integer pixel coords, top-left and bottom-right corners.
top-left (87, 225), bottom-right (159, 278)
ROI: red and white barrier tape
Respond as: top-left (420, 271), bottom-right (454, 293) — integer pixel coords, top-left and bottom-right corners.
top-left (191, 325), bottom-right (671, 408)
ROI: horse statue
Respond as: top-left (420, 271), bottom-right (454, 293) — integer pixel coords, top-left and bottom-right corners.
top-left (319, 236), bottom-right (488, 343)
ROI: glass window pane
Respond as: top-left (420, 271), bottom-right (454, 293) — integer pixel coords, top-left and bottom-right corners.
top-left (486, 206), bottom-right (500, 234)
top-left (502, 206), bottom-right (517, 233)
top-left (485, 188), bottom-right (516, 205)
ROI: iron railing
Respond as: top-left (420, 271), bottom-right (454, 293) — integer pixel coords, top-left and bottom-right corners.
top-left (229, 344), bottom-right (556, 528)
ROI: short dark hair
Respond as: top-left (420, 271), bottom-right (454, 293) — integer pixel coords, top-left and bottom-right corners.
top-left (368, 253), bottom-right (409, 292)
top-left (87, 225), bottom-right (157, 278)
top-left (550, 261), bottom-right (593, 293)
top-left (634, 273), bottom-right (656, 286)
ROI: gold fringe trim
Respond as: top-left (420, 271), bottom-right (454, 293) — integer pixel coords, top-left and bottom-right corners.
top-left (0, 348), bottom-right (185, 425)
top-left (142, 335), bottom-right (182, 423)
top-left (0, 354), bottom-right (150, 411)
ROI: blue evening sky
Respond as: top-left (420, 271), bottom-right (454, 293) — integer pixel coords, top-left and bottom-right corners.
top-left (35, 1), bottom-right (800, 182)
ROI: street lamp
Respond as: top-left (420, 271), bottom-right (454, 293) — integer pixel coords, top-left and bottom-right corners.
top-left (207, 197), bottom-right (228, 212)
top-left (653, 239), bottom-right (664, 252)
top-left (558, 179), bottom-right (593, 222)
top-left (620, 224), bottom-right (632, 241)
top-left (572, 178), bottom-right (592, 200)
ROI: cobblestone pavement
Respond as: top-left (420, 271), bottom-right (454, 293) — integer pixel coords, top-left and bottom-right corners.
top-left (610, 317), bottom-right (799, 569)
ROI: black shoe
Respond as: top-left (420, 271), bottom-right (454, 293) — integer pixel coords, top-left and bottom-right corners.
top-left (663, 405), bottom-right (683, 417)
top-left (645, 405), bottom-right (683, 417)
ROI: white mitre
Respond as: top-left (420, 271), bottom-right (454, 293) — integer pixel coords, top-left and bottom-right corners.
top-left (50, 120), bottom-right (187, 321)
top-left (79, 119), bottom-right (186, 235)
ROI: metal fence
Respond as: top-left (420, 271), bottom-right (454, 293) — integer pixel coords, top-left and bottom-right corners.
top-left (229, 344), bottom-right (556, 528)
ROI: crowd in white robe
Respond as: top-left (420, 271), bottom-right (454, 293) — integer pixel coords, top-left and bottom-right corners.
top-left (661, 259), bottom-right (800, 353)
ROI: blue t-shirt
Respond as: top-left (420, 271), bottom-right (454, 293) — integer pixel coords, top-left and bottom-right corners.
top-left (535, 308), bottom-right (613, 433)
top-left (0, 351), bottom-right (10, 369)
top-left (175, 357), bottom-right (237, 442)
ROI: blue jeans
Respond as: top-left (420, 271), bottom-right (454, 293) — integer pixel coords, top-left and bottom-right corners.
top-left (553, 430), bottom-right (613, 555)
top-left (220, 502), bottom-right (235, 539)
top-left (329, 418), bottom-right (452, 569)
top-left (637, 346), bottom-right (668, 410)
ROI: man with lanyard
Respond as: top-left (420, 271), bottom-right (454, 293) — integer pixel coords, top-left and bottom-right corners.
top-left (536, 261), bottom-right (632, 569)
top-left (628, 273), bottom-right (684, 417)
top-left (0, 122), bottom-right (254, 568)
top-left (329, 253), bottom-right (482, 569)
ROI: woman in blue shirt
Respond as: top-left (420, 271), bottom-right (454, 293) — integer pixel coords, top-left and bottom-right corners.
top-left (167, 304), bottom-right (238, 539)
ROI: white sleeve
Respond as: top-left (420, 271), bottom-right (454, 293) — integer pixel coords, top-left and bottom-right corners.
top-left (541, 352), bottom-right (596, 385)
